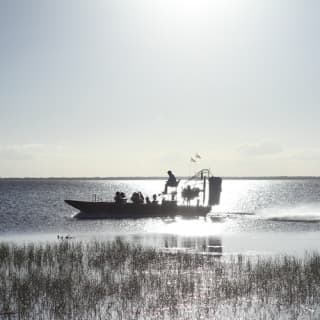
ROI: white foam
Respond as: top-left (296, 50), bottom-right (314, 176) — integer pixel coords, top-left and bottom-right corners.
top-left (257, 204), bottom-right (320, 222)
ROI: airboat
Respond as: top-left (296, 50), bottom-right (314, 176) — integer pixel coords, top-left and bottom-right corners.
top-left (65, 169), bottom-right (222, 219)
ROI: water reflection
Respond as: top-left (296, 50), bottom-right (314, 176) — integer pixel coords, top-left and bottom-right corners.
top-left (150, 216), bottom-right (226, 237)
top-left (164, 235), bottom-right (222, 255)
top-left (121, 233), bottom-right (222, 256)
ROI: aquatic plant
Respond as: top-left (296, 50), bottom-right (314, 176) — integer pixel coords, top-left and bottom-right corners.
top-left (0, 240), bottom-right (320, 319)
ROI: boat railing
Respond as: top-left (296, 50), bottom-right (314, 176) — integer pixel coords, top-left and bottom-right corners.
top-left (91, 194), bottom-right (103, 202)
top-left (178, 169), bottom-right (212, 206)
top-left (186, 169), bottom-right (212, 182)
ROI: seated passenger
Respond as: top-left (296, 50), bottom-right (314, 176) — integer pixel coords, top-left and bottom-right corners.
top-left (152, 194), bottom-right (158, 204)
top-left (183, 185), bottom-right (192, 205)
top-left (138, 192), bottom-right (144, 204)
top-left (114, 191), bottom-right (126, 204)
top-left (120, 192), bottom-right (127, 203)
top-left (114, 191), bottom-right (122, 203)
top-left (131, 192), bottom-right (140, 204)
top-left (164, 170), bottom-right (178, 194)
top-left (145, 196), bottom-right (151, 204)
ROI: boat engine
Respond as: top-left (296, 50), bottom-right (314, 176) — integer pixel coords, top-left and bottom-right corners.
top-left (208, 177), bottom-right (222, 205)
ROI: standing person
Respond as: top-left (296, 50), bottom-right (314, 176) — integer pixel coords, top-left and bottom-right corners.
top-left (164, 170), bottom-right (178, 194)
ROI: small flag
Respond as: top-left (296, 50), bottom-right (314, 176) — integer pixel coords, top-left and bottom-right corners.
top-left (190, 157), bottom-right (196, 163)
top-left (195, 153), bottom-right (201, 159)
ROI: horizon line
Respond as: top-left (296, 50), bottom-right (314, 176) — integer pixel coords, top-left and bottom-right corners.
top-left (0, 176), bottom-right (320, 180)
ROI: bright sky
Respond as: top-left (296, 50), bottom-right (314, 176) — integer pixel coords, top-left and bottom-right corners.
top-left (1, 0), bottom-right (320, 177)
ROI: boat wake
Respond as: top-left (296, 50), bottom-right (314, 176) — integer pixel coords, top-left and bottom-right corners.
top-left (226, 212), bottom-right (255, 216)
top-left (209, 212), bottom-right (255, 217)
top-left (268, 217), bottom-right (320, 223)
top-left (257, 204), bottom-right (320, 223)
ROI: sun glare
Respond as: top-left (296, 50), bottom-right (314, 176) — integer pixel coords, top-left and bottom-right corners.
top-left (151, 217), bottom-right (226, 236)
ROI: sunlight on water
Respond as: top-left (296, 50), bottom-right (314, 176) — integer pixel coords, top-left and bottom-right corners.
top-left (212, 180), bottom-right (272, 214)
top-left (147, 217), bottom-right (226, 236)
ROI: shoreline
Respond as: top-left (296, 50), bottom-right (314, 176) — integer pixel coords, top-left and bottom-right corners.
top-left (1, 229), bottom-right (320, 258)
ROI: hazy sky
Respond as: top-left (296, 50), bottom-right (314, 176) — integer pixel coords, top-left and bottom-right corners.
top-left (1, 0), bottom-right (320, 177)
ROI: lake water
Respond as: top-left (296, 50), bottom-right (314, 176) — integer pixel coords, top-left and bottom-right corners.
top-left (1, 178), bottom-right (320, 257)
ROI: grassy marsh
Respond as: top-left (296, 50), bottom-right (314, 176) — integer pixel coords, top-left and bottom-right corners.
top-left (1, 239), bottom-right (320, 319)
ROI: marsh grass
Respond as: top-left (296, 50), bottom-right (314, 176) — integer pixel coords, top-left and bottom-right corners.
top-left (1, 239), bottom-right (320, 319)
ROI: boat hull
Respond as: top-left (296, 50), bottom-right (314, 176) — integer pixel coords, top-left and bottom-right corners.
top-left (65, 200), bottom-right (211, 219)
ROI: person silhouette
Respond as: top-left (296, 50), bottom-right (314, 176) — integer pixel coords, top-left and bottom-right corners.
top-left (152, 194), bottom-right (158, 204)
top-left (164, 170), bottom-right (178, 194)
